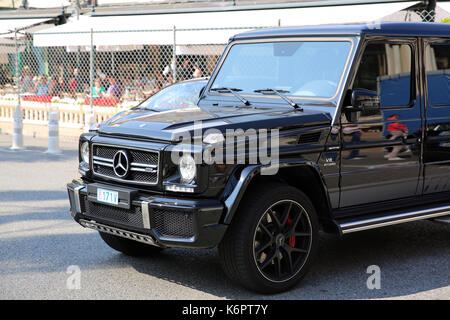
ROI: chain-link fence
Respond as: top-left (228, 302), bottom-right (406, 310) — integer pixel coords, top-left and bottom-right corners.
top-left (402, 9), bottom-right (448, 23)
top-left (0, 27), bottom-right (232, 131)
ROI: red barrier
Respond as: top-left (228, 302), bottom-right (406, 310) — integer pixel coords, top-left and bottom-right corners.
top-left (22, 95), bottom-right (53, 103)
top-left (84, 97), bottom-right (119, 106)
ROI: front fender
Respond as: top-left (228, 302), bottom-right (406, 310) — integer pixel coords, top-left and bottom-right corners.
top-left (221, 160), bottom-right (332, 225)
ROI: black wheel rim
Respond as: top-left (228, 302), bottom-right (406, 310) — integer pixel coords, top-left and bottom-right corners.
top-left (253, 200), bottom-right (313, 283)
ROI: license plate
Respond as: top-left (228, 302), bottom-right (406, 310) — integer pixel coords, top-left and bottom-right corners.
top-left (97, 188), bottom-right (119, 205)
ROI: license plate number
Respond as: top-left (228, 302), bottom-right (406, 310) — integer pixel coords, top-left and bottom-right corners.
top-left (97, 188), bottom-right (119, 205)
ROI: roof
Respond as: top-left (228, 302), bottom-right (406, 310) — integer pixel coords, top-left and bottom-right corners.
top-left (232, 22), bottom-right (450, 40)
top-left (33, 1), bottom-right (421, 47)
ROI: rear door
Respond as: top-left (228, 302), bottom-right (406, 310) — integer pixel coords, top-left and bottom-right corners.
top-left (423, 39), bottom-right (450, 194)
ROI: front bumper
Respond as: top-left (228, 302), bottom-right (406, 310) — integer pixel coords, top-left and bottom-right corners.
top-left (67, 179), bottom-right (228, 249)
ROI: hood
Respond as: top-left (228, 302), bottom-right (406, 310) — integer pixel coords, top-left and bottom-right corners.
top-left (98, 105), bottom-right (332, 142)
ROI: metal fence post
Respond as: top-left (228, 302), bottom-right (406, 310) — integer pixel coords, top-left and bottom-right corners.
top-left (11, 28), bottom-right (24, 150)
top-left (173, 25), bottom-right (177, 83)
top-left (85, 28), bottom-right (96, 131)
top-left (427, 0), bottom-right (436, 22)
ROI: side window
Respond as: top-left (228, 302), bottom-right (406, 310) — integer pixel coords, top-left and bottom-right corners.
top-left (353, 42), bottom-right (413, 108)
top-left (425, 43), bottom-right (450, 107)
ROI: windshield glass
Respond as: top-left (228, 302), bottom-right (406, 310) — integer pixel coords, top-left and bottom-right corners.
top-left (210, 40), bottom-right (352, 99)
top-left (138, 80), bottom-right (206, 110)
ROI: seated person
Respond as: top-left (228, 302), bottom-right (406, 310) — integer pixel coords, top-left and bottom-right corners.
top-left (92, 78), bottom-right (106, 98)
top-left (103, 77), bottom-right (122, 100)
top-left (21, 66), bottom-right (35, 93)
top-left (35, 75), bottom-right (49, 96)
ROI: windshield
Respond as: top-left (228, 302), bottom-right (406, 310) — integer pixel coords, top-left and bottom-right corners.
top-left (138, 80), bottom-right (206, 110)
top-left (210, 40), bottom-right (352, 100)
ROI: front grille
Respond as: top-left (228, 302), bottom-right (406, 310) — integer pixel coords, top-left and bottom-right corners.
top-left (85, 200), bottom-right (144, 229)
top-left (92, 144), bottom-right (159, 185)
top-left (153, 208), bottom-right (195, 239)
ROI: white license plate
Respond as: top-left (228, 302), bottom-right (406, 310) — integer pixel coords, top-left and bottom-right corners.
top-left (97, 188), bottom-right (119, 205)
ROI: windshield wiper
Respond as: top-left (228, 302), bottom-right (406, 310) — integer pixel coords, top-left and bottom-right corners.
top-left (254, 88), bottom-right (303, 111)
top-left (210, 87), bottom-right (251, 106)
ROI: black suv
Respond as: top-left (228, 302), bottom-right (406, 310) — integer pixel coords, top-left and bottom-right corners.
top-left (67, 23), bottom-right (450, 294)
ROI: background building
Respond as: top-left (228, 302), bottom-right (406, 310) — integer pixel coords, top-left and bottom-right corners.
top-left (0, 0), bottom-right (448, 137)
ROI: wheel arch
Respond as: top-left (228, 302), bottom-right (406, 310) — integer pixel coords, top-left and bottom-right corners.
top-left (222, 161), bottom-right (338, 233)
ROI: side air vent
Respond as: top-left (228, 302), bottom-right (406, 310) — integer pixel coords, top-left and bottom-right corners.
top-left (297, 132), bottom-right (321, 145)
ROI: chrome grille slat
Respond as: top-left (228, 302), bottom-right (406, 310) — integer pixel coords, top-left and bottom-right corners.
top-left (93, 155), bottom-right (113, 163)
top-left (92, 144), bottom-right (159, 185)
top-left (93, 160), bottom-right (114, 168)
top-left (130, 162), bottom-right (157, 168)
top-left (130, 167), bottom-right (157, 173)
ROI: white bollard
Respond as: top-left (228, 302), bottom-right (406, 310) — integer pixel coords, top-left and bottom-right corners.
top-left (84, 108), bottom-right (97, 132)
top-left (10, 104), bottom-right (24, 150)
top-left (45, 106), bottom-right (62, 154)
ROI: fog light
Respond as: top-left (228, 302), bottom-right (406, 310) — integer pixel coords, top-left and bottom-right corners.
top-left (165, 184), bottom-right (195, 193)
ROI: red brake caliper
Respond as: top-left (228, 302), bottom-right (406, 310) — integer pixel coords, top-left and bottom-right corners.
top-left (286, 216), bottom-right (296, 247)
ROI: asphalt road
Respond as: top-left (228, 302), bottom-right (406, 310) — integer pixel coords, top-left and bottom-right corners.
top-left (0, 132), bottom-right (448, 300)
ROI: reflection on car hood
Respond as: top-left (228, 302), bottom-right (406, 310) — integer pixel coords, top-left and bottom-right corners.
top-left (99, 105), bottom-right (332, 142)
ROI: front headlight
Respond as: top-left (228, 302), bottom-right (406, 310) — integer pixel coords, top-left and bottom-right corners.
top-left (179, 154), bottom-right (196, 184)
top-left (80, 141), bottom-right (90, 164)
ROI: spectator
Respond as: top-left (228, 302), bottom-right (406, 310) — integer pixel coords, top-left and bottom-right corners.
top-left (68, 68), bottom-right (82, 94)
top-left (92, 78), bottom-right (106, 98)
top-left (64, 64), bottom-right (73, 91)
top-left (139, 70), bottom-right (150, 89)
top-left (48, 75), bottom-right (59, 97)
top-left (57, 76), bottom-right (65, 96)
top-left (384, 114), bottom-right (410, 160)
top-left (96, 67), bottom-right (106, 82)
top-left (57, 63), bottom-right (64, 78)
top-left (178, 59), bottom-right (193, 81)
top-left (0, 67), bottom-right (10, 86)
top-left (123, 69), bottom-right (136, 92)
top-left (192, 64), bottom-right (202, 78)
top-left (21, 66), bottom-right (35, 93)
top-left (68, 69), bottom-right (77, 93)
top-left (35, 75), bottom-right (49, 96)
top-left (141, 64), bottom-right (153, 86)
top-left (104, 77), bottom-right (122, 100)
top-left (162, 58), bottom-right (176, 85)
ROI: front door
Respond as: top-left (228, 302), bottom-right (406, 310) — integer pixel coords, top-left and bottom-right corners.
top-left (339, 39), bottom-right (422, 208)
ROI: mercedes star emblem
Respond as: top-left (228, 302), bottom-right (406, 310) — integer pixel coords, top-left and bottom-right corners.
top-left (112, 150), bottom-right (129, 178)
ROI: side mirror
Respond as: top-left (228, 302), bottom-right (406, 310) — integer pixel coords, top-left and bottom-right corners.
top-left (343, 89), bottom-right (379, 122)
top-left (351, 89), bottom-right (379, 110)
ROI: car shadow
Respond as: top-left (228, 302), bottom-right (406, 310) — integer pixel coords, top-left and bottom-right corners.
top-left (1, 203), bottom-right (448, 299)
top-left (125, 220), bottom-right (449, 299)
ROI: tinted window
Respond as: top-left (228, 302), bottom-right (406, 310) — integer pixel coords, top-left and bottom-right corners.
top-left (353, 43), bottom-right (412, 108)
top-left (426, 43), bottom-right (450, 106)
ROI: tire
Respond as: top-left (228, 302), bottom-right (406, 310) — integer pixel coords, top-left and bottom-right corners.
top-left (218, 183), bottom-right (319, 294)
top-left (99, 232), bottom-right (163, 257)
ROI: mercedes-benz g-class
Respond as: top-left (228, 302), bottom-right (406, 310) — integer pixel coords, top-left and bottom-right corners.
top-left (67, 23), bottom-right (450, 293)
